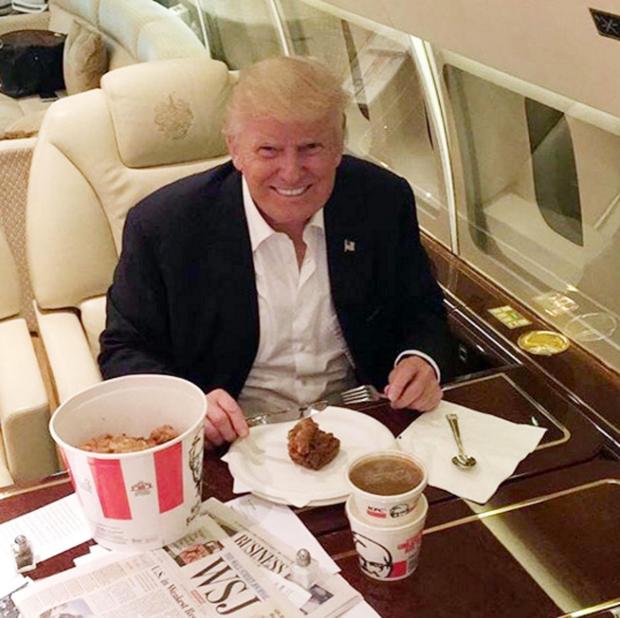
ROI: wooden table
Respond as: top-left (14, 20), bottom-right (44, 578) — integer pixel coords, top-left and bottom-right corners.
top-left (1, 391), bottom-right (618, 617)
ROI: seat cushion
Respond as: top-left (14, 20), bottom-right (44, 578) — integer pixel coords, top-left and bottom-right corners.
top-left (64, 19), bottom-right (109, 95)
top-left (0, 93), bottom-right (24, 134)
top-left (0, 438), bottom-right (13, 487)
top-left (3, 109), bottom-right (47, 139)
top-left (0, 91), bottom-right (62, 137)
top-left (79, 295), bottom-right (107, 358)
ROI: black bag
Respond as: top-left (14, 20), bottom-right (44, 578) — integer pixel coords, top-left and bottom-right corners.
top-left (0, 29), bottom-right (66, 98)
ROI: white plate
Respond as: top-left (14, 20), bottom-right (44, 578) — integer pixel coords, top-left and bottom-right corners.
top-left (252, 490), bottom-right (348, 508)
top-left (224, 407), bottom-right (396, 507)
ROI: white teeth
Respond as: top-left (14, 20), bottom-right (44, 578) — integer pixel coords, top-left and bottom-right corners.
top-left (275, 186), bottom-right (306, 196)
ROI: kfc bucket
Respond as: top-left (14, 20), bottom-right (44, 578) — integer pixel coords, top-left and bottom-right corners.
top-left (50, 375), bottom-right (206, 552)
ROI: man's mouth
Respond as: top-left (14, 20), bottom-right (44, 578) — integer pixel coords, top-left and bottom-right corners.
top-left (273, 185), bottom-right (309, 197)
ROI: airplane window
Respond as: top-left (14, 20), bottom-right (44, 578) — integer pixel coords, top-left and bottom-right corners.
top-left (185, 0), bottom-right (284, 68)
top-left (441, 61), bottom-right (620, 371)
top-left (158, 1), bottom-right (208, 46)
top-left (275, 0), bottom-right (451, 247)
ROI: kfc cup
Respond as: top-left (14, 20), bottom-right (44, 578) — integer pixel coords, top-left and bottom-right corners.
top-left (345, 493), bottom-right (427, 581)
top-left (347, 450), bottom-right (427, 527)
top-left (50, 374), bottom-right (206, 552)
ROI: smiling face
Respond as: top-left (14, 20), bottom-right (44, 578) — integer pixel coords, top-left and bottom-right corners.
top-left (226, 113), bottom-right (344, 236)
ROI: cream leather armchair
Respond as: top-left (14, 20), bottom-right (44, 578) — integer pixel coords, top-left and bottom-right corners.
top-left (26, 56), bottom-right (233, 403)
top-left (0, 224), bottom-right (57, 485)
top-left (0, 0), bottom-right (210, 332)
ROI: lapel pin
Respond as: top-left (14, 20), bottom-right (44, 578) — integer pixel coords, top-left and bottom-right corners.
top-left (344, 239), bottom-right (356, 253)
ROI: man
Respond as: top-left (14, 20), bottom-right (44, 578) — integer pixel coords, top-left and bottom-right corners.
top-left (99, 56), bottom-right (455, 449)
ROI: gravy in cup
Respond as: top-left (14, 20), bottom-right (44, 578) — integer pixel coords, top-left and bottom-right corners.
top-left (349, 454), bottom-right (424, 496)
top-left (347, 450), bottom-right (427, 527)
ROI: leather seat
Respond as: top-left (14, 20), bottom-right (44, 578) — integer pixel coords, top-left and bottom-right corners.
top-left (0, 0), bottom-right (211, 338)
top-left (26, 56), bottom-right (233, 403)
top-left (0, 0), bottom-right (208, 137)
top-left (0, 223), bottom-right (57, 485)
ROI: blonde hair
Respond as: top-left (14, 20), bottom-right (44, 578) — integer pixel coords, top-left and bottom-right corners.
top-left (224, 56), bottom-right (348, 137)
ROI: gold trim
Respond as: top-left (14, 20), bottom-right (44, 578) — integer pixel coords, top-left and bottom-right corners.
top-left (424, 479), bottom-right (619, 534)
top-left (332, 479), bottom-right (620, 564)
top-left (331, 549), bottom-right (357, 561)
top-left (556, 597), bottom-right (620, 617)
top-left (0, 473), bottom-right (69, 501)
top-left (442, 372), bottom-right (570, 450)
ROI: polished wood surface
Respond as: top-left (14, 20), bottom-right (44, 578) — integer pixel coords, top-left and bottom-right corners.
top-left (0, 234), bottom-right (617, 616)
top-left (1, 409), bottom-right (617, 617)
top-left (423, 235), bottom-right (620, 446)
top-left (323, 471), bottom-right (620, 617)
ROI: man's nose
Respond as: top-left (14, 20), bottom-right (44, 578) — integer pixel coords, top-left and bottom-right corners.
top-left (279, 151), bottom-right (303, 183)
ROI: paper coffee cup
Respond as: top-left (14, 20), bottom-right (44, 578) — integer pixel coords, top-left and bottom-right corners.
top-left (346, 494), bottom-right (427, 581)
top-left (50, 374), bottom-right (206, 552)
top-left (347, 450), bottom-right (427, 527)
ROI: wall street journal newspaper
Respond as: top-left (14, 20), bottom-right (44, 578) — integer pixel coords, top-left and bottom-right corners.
top-left (13, 499), bottom-right (360, 618)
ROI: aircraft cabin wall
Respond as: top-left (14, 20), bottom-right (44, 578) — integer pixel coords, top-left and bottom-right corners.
top-left (1, 0), bottom-right (618, 380)
top-left (166, 0), bottom-right (619, 373)
top-left (323, 0), bottom-right (620, 118)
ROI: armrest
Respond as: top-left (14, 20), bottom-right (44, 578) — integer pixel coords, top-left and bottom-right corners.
top-left (0, 317), bottom-right (58, 483)
top-left (34, 304), bottom-right (102, 404)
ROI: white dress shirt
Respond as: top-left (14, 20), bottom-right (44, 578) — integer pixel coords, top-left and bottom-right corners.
top-left (238, 178), bottom-right (357, 414)
top-left (237, 178), bottom-right (441, 415)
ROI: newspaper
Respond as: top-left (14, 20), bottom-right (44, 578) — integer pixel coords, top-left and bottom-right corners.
top-left (13, 515), bottom-right (301, 618)
top-left (201, 499), bottom-right (360, 617)
top-left (12, 499), bottom-right (360, 618)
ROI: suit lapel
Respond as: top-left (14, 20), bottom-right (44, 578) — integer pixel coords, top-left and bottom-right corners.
top-left (324, 162), bottom-right (374, 309)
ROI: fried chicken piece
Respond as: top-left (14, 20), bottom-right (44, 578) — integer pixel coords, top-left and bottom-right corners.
top-left (80, 425), bottom-right (179, 454)
top-left (149, 424), bottom-right (179, 444)
top-left (288, 418), bottom-right (340, 470)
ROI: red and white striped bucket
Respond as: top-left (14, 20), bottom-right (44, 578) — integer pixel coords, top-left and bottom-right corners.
top-left (50, 374), bottom-right (206, 552)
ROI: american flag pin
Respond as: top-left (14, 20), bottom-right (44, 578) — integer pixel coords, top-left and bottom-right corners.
top-left (344, 239), bottom-right (356, 252)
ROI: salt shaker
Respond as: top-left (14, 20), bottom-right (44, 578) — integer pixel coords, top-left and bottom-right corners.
top-left (289, 548), bottom-right (318, 590)
top-left (12, 534), bottom-right (36, 572)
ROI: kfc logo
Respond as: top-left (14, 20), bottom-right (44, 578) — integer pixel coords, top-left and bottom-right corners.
top-left (398, 531), bottom-right (423, 553)
top-left (352, 532), bottom-right (393, 578)
top-left (366, 506), bottom-right (387, 519)
top-left (390, 503), bottom-right (412, 519)
top-left (131, 480), bottom-right (153, 496)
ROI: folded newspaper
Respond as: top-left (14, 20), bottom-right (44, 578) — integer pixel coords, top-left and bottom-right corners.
top-left (13, 499), bottom-right (361, 617)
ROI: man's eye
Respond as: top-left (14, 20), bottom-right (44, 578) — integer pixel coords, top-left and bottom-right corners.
top-left (258, 146), bottom-right (277, 157)
top-left (303, 143), bottom-right (322, 153)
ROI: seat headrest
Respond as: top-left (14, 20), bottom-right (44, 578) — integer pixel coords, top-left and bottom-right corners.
top-left (101, 57), bottom-right (232, 169)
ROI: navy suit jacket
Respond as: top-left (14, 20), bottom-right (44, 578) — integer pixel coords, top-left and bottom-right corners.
top-left (99, 156), bottom-right (455, 395)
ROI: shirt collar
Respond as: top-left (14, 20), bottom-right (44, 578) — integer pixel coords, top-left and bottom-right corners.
top-left (242, 176), bottom-right (324, 253)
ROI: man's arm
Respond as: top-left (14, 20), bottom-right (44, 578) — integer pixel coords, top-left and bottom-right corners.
top-left (98, 210), bottom-right (175, 378)
top-left (394, 177), bottom-right (454, 375)
top-left (98, 207), bottom-right (250, 449)
top-left (386, 178), bottom-right (456, 410)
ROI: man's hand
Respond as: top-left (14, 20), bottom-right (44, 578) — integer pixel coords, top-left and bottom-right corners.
top-left (204, 389), bottom-right (249, 449)
top-left (385, 356), bottom-right (442, 412)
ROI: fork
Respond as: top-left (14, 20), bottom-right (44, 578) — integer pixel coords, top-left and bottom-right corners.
top-left (246, 384), bottom-right (386, 426)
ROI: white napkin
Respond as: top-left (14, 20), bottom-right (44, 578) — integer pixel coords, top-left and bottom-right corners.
top-left (397, 400), bottom-right (546, 504)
